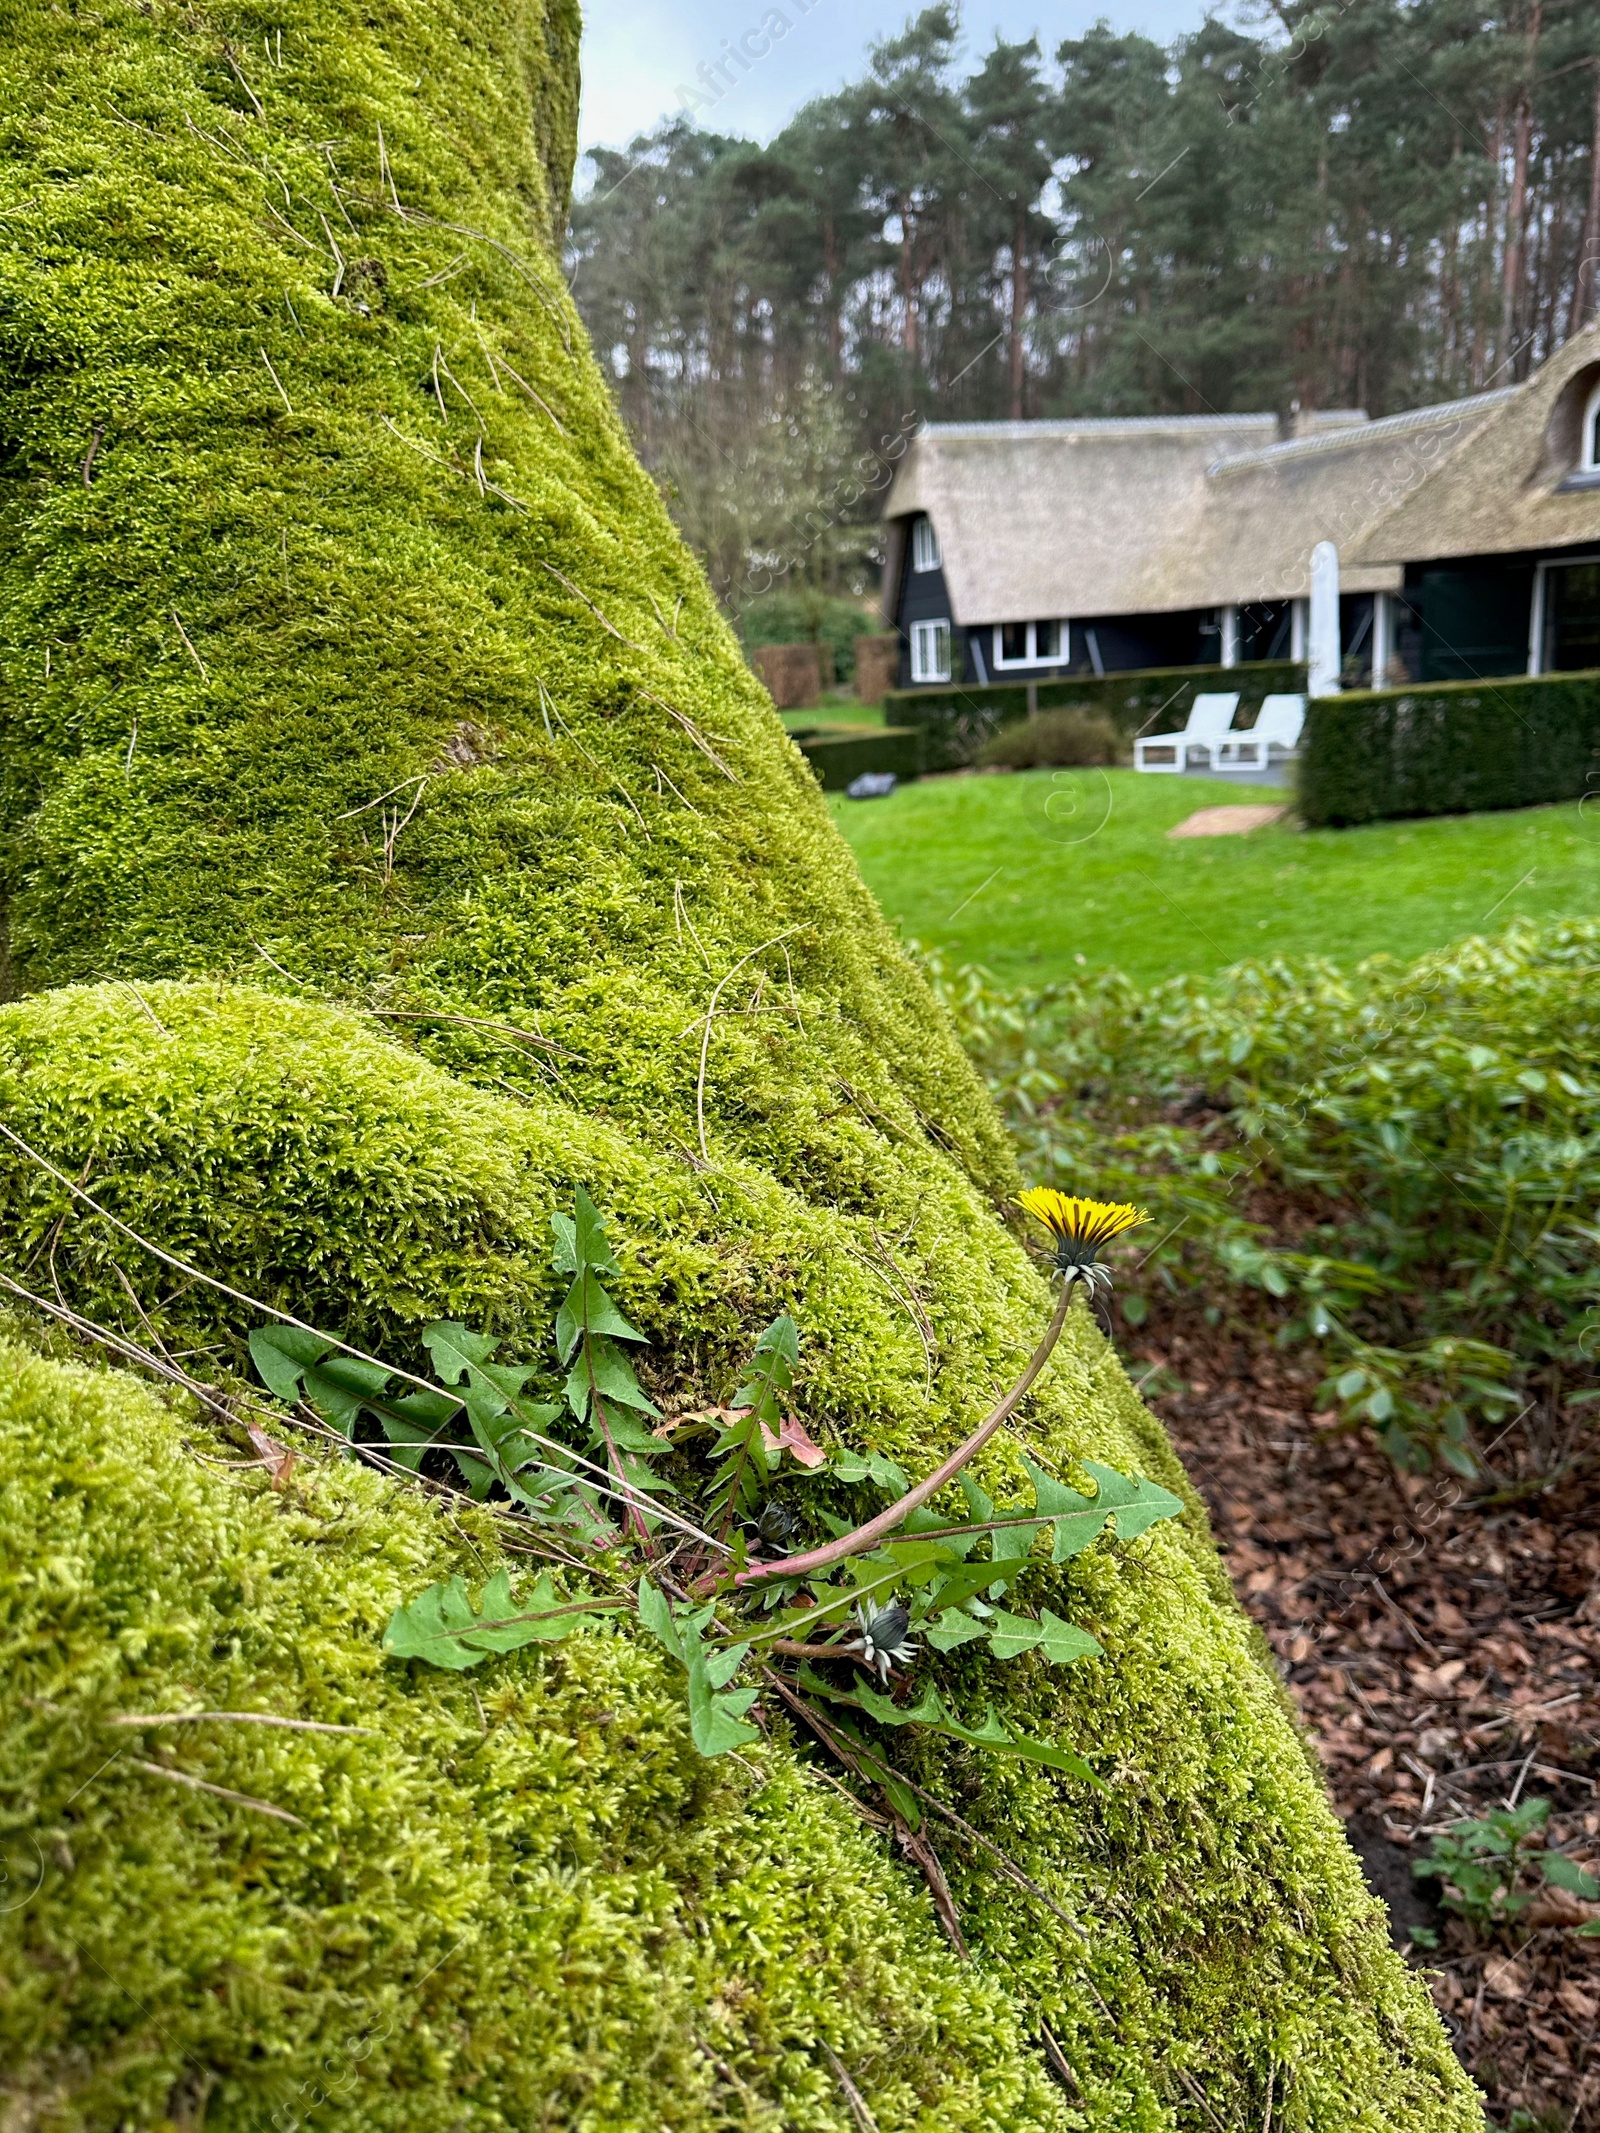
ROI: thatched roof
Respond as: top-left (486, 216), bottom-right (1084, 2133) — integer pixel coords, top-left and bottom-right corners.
top-left (882, 414), bottom-right (1275, 625)
top-left (884, 334), bottom-right (1600, 624)
top-left (1195, 391), bottom-right (1516, 602)
top-left (1350, 324), bottom-right (1600, 566)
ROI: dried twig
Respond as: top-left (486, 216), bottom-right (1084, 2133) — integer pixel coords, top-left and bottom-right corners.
top-left (894, 1818), bottom-right (970, 1957)
top-left (260, 348), bottom-right (294, 414)
top-left (221, 44), bottom-right (265, 120)
top-left (377, 780), bottom-right (427, 885)
top-left (389, 206), bottom-right (572, 355)
top-left (110, 1712), bottom-right (372, 1736)
top-left (113, 981), bottom-right (170, 1037)
top-left (536, 678), bottom-right (649, 835)
top-left (432, 345), bottom-right (485, 424)
top-left (636, 688), bottom-right (740, 781)
top-left (130, 1758), bottom-right (303, 1825)
top-left (314, 208), bottom-right (346, 297)
top-left (376, 120), bottom-right (401, 211)
top-left (1176, 2066), bottom-right (1230, 2133)
top-left (655, 763), bottom-right (703, 817)
top-left (364, 1007), bottom-right (571, 1057)
top-left (540, 562), bottom-right (644, 651)
top-left (170, 611), bottom-right (209, 679)
top-left (336, 774), bottom-right (427, 821)
top-left (1039, 2021), bottom-right (1081, 2098)
top-left (81, 421), bottom-right (105, 486)
top-left (672, 880), bottom-right (712, 970)
top-left (416, 252), bottom-right (469, 290)
top-left (820, 2045), bottom-right (879, 2133)
top-left (693, 929), bottom-right (806, 1162)
top-left (491, 347), bottom-right (566, 433)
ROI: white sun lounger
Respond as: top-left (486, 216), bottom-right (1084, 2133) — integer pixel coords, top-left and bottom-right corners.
top-left (1213, 694), bottom-right (1306, 774)
top-left (1133, 692), bottom-right (1241, 774)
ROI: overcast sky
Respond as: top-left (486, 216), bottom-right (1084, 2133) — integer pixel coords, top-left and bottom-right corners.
top-left (577, 0), bottom-right (1218, 160)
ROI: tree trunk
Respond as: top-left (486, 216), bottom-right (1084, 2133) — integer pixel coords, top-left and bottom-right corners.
top-left (1008, 200), bottom-right (1029, 419)
top-left (823, 211), bottom-right (842, 367)
top-left (1570, 63), bottom-right (1600, 333)
top-left (898, 195), bottom-right (919, 361)
top-left (1500, 0), bottom-right (1543, 378)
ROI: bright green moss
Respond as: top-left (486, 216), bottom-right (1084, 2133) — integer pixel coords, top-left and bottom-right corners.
top-left (0, 1339), bottom-right (1057, 2133)
top-left (0, 4), bottom-right (1482, 2127)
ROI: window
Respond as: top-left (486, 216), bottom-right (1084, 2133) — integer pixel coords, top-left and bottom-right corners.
top-left (992, 620), bottom-right (1067, 668)
top-left (910, 618), bottom-right (952, 683)
top-left (911, 517), bottom-right (941, 572)
top-left (1538, 557), bottom-right (1600, 673)
top-left (1584, 380), bottom-right (1600, 473)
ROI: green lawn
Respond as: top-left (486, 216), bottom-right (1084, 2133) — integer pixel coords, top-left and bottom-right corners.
top-left (831, 769), bottom-right (1600, 986)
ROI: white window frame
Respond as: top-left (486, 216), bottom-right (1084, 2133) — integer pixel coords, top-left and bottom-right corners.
top-left (1530, 552), bottom-right (1600, 675)
top-left (1583, 380), bottom-right (1600, 473)
top-left (909, 618), bottom-right (952, 683)
top-left (910, 517), bottom-right (941, 572)
top-left (991, 620), bottom-right (1069, 670)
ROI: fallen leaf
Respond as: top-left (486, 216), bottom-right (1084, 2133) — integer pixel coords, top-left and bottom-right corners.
top-left (1483, 1956), bottom-right (1528, 2000)
top-left (760, 1412), bottom-right (828, 1470)
top-left (1558, 1983), bottom-right (1599, 2023)
top-left (654, 1406), bottom-right (740, 1438)
top-left (247, 1420), bottom-right (296, 1489)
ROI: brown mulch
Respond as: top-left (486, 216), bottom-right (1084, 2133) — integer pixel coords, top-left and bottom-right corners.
top-left (1135, 1316), bottom-right (1600, 2130)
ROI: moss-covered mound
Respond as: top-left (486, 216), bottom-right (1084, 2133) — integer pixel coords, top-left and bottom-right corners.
top-left (0, 4), bottom-right (1480, 2128)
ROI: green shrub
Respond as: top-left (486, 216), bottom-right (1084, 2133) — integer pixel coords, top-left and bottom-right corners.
top-left (799, 726), bottom-right (924, 789)
top-left (978, 709), bottom-right (1124, 771)
top-left (1413, 1799), bottom-right (1600, 1937)
top-left (735, 590), bottom-right (877, 686)
top-left (930, 918), bottom-right (1600, 1475)
top-left (1301, 671), bottom-right (1600, 826)
top-left (889, 662), bottom-right (1307, 772)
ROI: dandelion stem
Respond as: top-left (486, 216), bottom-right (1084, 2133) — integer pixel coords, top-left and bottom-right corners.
top-left (729, 1282), bottom-right (1074, 1590)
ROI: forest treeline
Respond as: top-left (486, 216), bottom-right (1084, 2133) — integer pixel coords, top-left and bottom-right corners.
top-left (568, 1), bottom-right (1600, 616)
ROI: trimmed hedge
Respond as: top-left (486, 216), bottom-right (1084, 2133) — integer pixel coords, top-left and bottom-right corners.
top-left (798, 725), bottom-right (923, 789)
top-left (1301, 670), bottom-right (1600, 827)
top-left (888, 661), bottom-right (1308, 773)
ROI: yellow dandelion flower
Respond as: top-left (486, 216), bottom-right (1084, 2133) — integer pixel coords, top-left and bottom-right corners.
top-left (1017, 1188), bottom-right (1148, 1289)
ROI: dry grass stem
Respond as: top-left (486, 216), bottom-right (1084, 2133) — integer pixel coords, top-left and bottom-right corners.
top-left (258, 347), bottom-right (294, 413)
top-left (540, 562), bottom-right (643, 650)
top-left (110, 1712), bottom-right (373, 1735)
top-left (221, 45), bottom-right (265, 119)
top-left (130, 1758), bottom-right (304, 1825)
top-left (636, 690), bottom-right (740, 781)
top-left (693, 929), bottom-right (806, 1161)
top-left (170, 610), bottom-right (209, 678)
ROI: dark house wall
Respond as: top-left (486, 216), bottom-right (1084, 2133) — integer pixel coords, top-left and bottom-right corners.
top-left (1076, 610), bottom-right (1216, 674)
top-left (1405, 556), bottom-right (1536, 682)
top-left (893, 520), bottom-right (973, 685)
top-left (894, 515), bottom-right (1592, 694)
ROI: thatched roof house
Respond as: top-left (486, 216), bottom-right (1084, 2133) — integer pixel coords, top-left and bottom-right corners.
top-left (883, 326), bottom-right (1600, 691)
